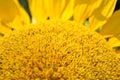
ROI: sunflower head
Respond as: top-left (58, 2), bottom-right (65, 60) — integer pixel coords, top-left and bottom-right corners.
top-left (0, 21), bottom-right (120, 79)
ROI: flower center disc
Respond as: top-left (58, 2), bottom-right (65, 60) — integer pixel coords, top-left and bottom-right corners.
top-left (0, 21), bottom-right (120, 79)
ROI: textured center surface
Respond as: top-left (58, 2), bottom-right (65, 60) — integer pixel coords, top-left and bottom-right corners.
top-left (0, 21), bottom-right (120, 79)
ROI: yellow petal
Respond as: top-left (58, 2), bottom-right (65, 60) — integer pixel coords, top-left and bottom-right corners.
top-left (0, 22), bottom-right (12, 35)
top-left (108, 37), bottom-right (120, 47)
top-left (45, 0), bottom-right (74, 20)
top-left (8, 0), bottom-right (30, 30)
top-left (100, 10), bottom-right (120, 40)
top-left (7, 16), bottom-right (30, 30)
top-left (45, 0), bottom-right (66, 19)
top-left (0, 0), bottom-right (30, 35)
top-left (0, 0), bottom-right (19, 22)
top-left (89, 0), bottom-right (117, 30)
top-left (73, 0), bottom-right (102, 24)
top-left (28, 0), bottom-right (48, 22)
top-left (28, 0), bottom-right (74, 21)
top-left (61, 0), bottom-right (74, 20)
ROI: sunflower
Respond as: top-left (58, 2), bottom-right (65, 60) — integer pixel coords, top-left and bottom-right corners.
top-left (0, 0), bottom-right (120, 79)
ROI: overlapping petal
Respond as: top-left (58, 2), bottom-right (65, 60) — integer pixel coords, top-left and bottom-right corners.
top-left (73, 0), bottom-right (102, 24)
top-left (100, 10), bottom-right (120, 40)
top-left (0, 0), bottom-right (18, 35)
top-left (28, 0), bottom-right (48, 22)
top-left (8, 0), bottom-right (30, 30)
top-left (108, 37), bottom-right (120, 47)
top-left (0, 22), bottom-right (12, 36)
top-left (88, 0), bottom-right (117, 30)
top-left (0, 0), bottom-right (18, 23)
top-left (28, 0), bottom-right (74, 22)
top-left (0, 0), bottom-right (30, 35)
top-left (44, 0), bottom-right (74, 20)
top-left (60, 0), bottom-right (74, 20)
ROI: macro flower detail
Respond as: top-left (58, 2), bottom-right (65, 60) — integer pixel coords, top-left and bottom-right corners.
top-left (0, 0), bottom-right (120, 79)
top-left (0, 0), bottom-right (120, 49)
top-left (0, 21), bottom-right (120, 79)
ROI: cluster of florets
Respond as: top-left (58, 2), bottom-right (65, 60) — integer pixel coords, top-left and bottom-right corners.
top-left (0, 21), bottom-right (120, 79)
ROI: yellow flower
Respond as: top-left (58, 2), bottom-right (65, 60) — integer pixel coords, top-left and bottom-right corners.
top-left (0, 0), bottom-right (120, 79)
